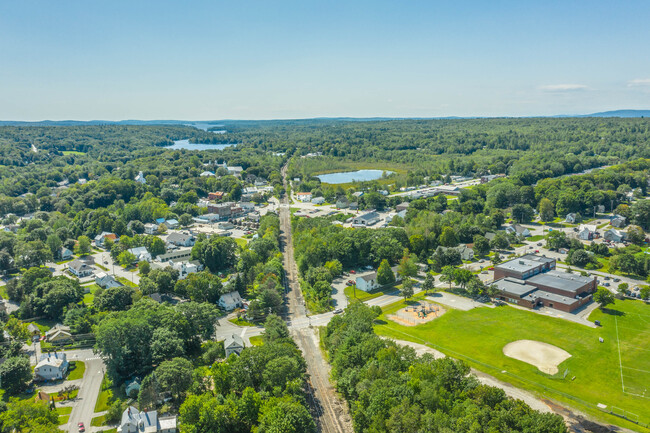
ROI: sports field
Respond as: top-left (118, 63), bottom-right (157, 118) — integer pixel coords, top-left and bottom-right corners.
top-left (375, 298), bottom-right (650, 430)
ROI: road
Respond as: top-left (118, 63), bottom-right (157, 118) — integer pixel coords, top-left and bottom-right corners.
top-left (62, 349), bottom-right (106, 433)
top-left (279, 163), bottom-right (354, 433)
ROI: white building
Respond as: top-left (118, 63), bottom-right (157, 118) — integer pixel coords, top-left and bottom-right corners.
top-left (577, 224), bottom-right (597, 240)
top-left (565, 213), bottom-right (577, 224)
top-left (128, 246), bottom-right (152, 262)
top-left (353, 211), bottom-right (380, 226)
top-left (356, 274), bottom-right (379, 292)
top-left (95, 272), bottom-right (121, 289)
top-left (311, 197), bottom-right (325, 205)
top-left (296, 192), bottom-right (312, 202)
top-left (604, 228), bottom-right (627, 243)
top-left (134, 171), bottom-right (146, 184)
top-left (218, 291), bottom-right (244, 311)
top-left (224, 334), bottom-right (245, 357)
top-left (144, 223), bottom-right (158, 235)
top-left (611, 215), bottom-right (627, 228)
top-left (34, 352), bottom-right (68, 381)
top-left (68, 259), bottom-right (93, 278)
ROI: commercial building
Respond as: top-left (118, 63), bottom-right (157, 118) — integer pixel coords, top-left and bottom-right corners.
top-left (493, 255), bottom-right (596, 312)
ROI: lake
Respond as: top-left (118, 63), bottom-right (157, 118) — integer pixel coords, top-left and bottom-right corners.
top-left (316, 169), bottom-right (393, 184)
top-left (168, 139), bottom-right (236, 151)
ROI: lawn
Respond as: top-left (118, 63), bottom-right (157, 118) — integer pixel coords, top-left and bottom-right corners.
top-left (527, 235), bottom-right (545, 242)
top-left (249, 335), bottom-right (264, 346)
top-left (228, 317), bottom-right (256, 327)
top-left (95, 376), bottom-right (113, 412)
top-left (91, 414), bottom-right (107, 427)
top-left (62, 150), bottom-right (86, 155)
top-left (57, 406), bottom-right (72, 426)
top-left (344, 285), bottom-right (393, 302)
top-left (374, 298), bottom-right (650, 431)
top-left (116, 276), bottom-right (138, 288)
top-left (96, 264), bottom-right (109, 271)
top-left (235, 238), bottom-right (248, 248)
top-left (67, 361), bottom-right (86, 380)
top-left (0, 284), bottom-right (8, 299)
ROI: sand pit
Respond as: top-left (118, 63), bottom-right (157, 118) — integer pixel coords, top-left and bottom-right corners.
top-left (388, 302), bottom-right (446, 326)
top-left (503, 340), bottom-right (571, 375)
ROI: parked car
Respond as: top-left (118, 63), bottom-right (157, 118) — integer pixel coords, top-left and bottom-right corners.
top-left (613, 278), bottom-right (621, 282)
top-left (604, 282), bottom-right (611, 287)
top-left (346, 280), bottom-right (354, 286)
top-left (537, 242), bottom-right (542, 246)
top-left (333, 308), bottom-right (343, 314)
top-left (78, 423), bottom-right (85, 432)
top-left (349, 270), bottom-right (356, 274)
top-left (604, 276), bottom-right (610, 280)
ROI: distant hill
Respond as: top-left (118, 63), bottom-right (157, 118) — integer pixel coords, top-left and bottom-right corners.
top-left (582, 109), bottom-right (650, 118)
top-left (0, 110), bottom-right (648, 126)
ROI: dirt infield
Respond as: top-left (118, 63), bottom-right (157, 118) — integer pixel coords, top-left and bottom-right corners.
top-left (503, 340), bottom-right (571, 375)
top-left (388, 302), bottom-right (446, 326)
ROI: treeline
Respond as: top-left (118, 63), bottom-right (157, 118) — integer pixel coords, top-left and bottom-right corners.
top-left (322, 303), bottom-right (568, 433)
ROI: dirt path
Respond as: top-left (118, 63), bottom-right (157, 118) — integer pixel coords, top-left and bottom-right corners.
top-left (279, 163), bottom-right (353, 433)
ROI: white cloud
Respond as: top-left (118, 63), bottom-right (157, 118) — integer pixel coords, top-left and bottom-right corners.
top-left (540, 84), bottom-right (588, 92)
top-left (627, 78), bottom-right (650, 87)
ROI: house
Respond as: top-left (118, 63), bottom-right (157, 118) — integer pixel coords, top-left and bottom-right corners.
top-left (155, 217), bottom-right (166, 225)
top-left (144, 223), bottom-right (158, 235)
top-left (68, 259), bottom-right (93, 278)
top-left (505, 224), bottom-right (531, 237)
top-left (356, 274), bottom-right (379, 292)
top-left (125, 378), bottom-right (141, 398)
top-left (378, 190), bottom-right (389, 196)
top-left (27, 323), bottom-right (41, 340)
top-left (227, 166), bottom-right (244, 176)
top-left (218, 221), bottom-right (235, 230)
top-left (94, 232), bottom-right (117, 248)
top-left (611, 215), bottom-right (627, 228)
top-left (134, 171), bottom-right (146, 184)
top-left (59, 247), bottom-right (73, 260)
top-left (353, 211), bottom-right (380, 226)
top-left (164, 219), bottom-right (179, 230)
top-left (117, 406), bottom-right (177, 433)
top-left (224, 334), bottom-right (245, 357)
top-left (172, 261), bottom-right (200, 279)
top-left (34, 352), bottom-right (68, 381)
top-left (456, 245), bottom-right (474, 261)
top-left (311, 197), bottom-right (325, 205)
top-left (296, 192), bottom-right (312, 202)
top-left (577, 224), bottom-right (597, 240)
top-left (166, 232), bottom-right (195, 247)
top-left (349, 202), bottom-right (359, 210)
top-left (95, 272), bottom-right (121, 289)
top-left (396, 202), bottom-right (410, 212)
top-left (336, 198), bottom-right (349, 209)
top-left (128, 246), bottom-right (152, 262)
top-left (208, 191), bottom-right (225, 201)
top-left (484, 232), bottom-right (496, 241)
top-left (148, 292), bottom-right (185, 305)
top-left (597, 205), bottom-right (606, 213)
top-left (352, 191), bottom-right (364, 198)
top-left (200, 171), bottom-right (215, 177)
top-left (604, 228), bottom-right (627, 243)
top-left (218, 291), bottom-right (244, 311)
top-left (45, 324), bottom-right (72, 344)
top-left (194, 213), bottom-right (220, 224)
top-left (565, 213), bottom-right (577, 224)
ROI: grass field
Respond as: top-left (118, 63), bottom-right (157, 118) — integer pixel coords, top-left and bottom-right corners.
top-left (234, 238), bottom-right (248, 248)
top-left (249, 335), bottom-right (264, 346)
top-left (375, 298), bottom-right (650, 430)
top-left (67, 361), bottom-right (86, 380)
top-left (228, 317), bottom-right (256, 327)
top-left (344, 285), bottom-right (392, 302)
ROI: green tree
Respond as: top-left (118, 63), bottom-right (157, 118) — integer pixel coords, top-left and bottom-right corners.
top-left (489, 232), bottom-right (510, 250)
top-left (192, 236), bottom-right (237, 272)
top-left (472, 235), bottom-right (490, 257)
top-left (118, 250), bottom-right (136, 267)
top-left (401, 277), bottom-right (414, 300)
top-left (150, 328), bottom-right (184, 365)
top-left (439, 226), bottom-right (458, 247)
top-left (46, 234), bottom-right (63, 258)
top-left (76, 235), bottom-right (92, 255)
top-left (538, 198), bottom-right (555, 222)
top-left (422, 273), bottom-right (436, 295)
top-left (139, 260), bottom-right (151, 275)
top-left (626, 225), bottom-right (645, 245)
top-left (617, 283), bottom-right (629, 295)
top-left (0, 356), bottom-right (32, 395)
top-left (631, 199), bottom-right (650, 230)
top-left (377, 259), bottom-right (395, 286)
top-left (440, 265), bottom-right (456, 290)
top-left (593, 288), bottom-right (614, 309)
top-left (0, 398), bottom-right (59, 432)
top-left (257, 397), bottom-right (316, 433)
top-left (155, 357), bottom-right (193, 400)
top-left (397, 249), bottom-right (418, 278)
top-left (640, 286), bottom-right (650, 301)
top-left (263, 314), bottom-right (290, 343)
top-left (511, 203), bottom-right (535, 223)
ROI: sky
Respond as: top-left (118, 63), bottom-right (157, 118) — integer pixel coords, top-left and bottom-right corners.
top-left (1, 0), bottom-right (649, 120)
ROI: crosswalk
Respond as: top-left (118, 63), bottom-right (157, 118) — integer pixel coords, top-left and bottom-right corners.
top-left (84, 356), bottom-right (102, 361)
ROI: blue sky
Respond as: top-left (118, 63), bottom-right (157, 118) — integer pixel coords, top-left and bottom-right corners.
top-left (1, 0), bottom-right (649, 120)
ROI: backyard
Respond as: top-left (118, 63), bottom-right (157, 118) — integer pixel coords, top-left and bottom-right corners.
top-left (375, 297), bottom-right (650, 431)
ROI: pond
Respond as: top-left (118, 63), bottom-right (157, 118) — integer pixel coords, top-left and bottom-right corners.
top-left (316, 169), bottom-right (393, 184)
top-left (168, 139), bottom-right (236, 151)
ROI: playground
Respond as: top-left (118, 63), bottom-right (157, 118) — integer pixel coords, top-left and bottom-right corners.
top-left (388, 301), bottom-right (446, 326)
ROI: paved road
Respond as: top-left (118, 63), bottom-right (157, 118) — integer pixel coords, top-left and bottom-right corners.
top-left (62, 349), bottom-right (106, 433)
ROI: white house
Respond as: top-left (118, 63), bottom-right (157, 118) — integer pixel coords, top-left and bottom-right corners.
top-left (218, 291), bottom-right (244, 311)
top-left (224, 334), bottom-right (245, 357)
top-left (296, 192), bottom-right (312, 202)
top-left (94, 231), bottom-right (117, 248)
top-left (565, 213), bottom-right (577, 224)
top-left (117, 406), bottom-right (177, 433)
top-left (144, 223), bottom-right (158, 235)
top-left (172, 261), bottom-right (200, 280)
top-left (34, 352), bottom-right (68, 381)
top-left (128, 246), bottom-right (152, 262)
top-left (134, 171), bottom-right (146, 184)
top-left (200, 171), bottom-right (216, 177)
top-left (604, 228), bottom-right (627, 243)
top-left (311, 197), bottom-right (325, 205)
top-left (164, 219), bottom-right (179, 230)
top-left (68, 259), bottom-right (93, 278)
top-left (353, 211), bottom-right (380, 226)
top-left (505, 224), bottom-right (531, 237)
top-left (45, 324), bottom-right (72, 344)
top-left (95, 272), bottom-right (121, 289)
top-left (577, 224), bottom-right (597, 240)
top-left (356, 274), bottom-right (379, 292)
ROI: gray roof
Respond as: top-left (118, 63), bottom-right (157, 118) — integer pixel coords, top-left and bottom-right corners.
top-left (224, 333), bottom-right (244, 349)
top-left (167, 232), bottom-right (192, 243)
top-left (120, 406), bottom-right (157, 431)
top-left (527, 270), bottom-right (593, 295)
top-left (495, 255), bottom-right (554, 274)
top-left (69, 259), bottom-right (90, 271)
top-left (356, 211), bottom-right (379, 221)
top-left (493, 277), bottom-right (538, 297)
top-left (522, 289), bottom-right (580, 306)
